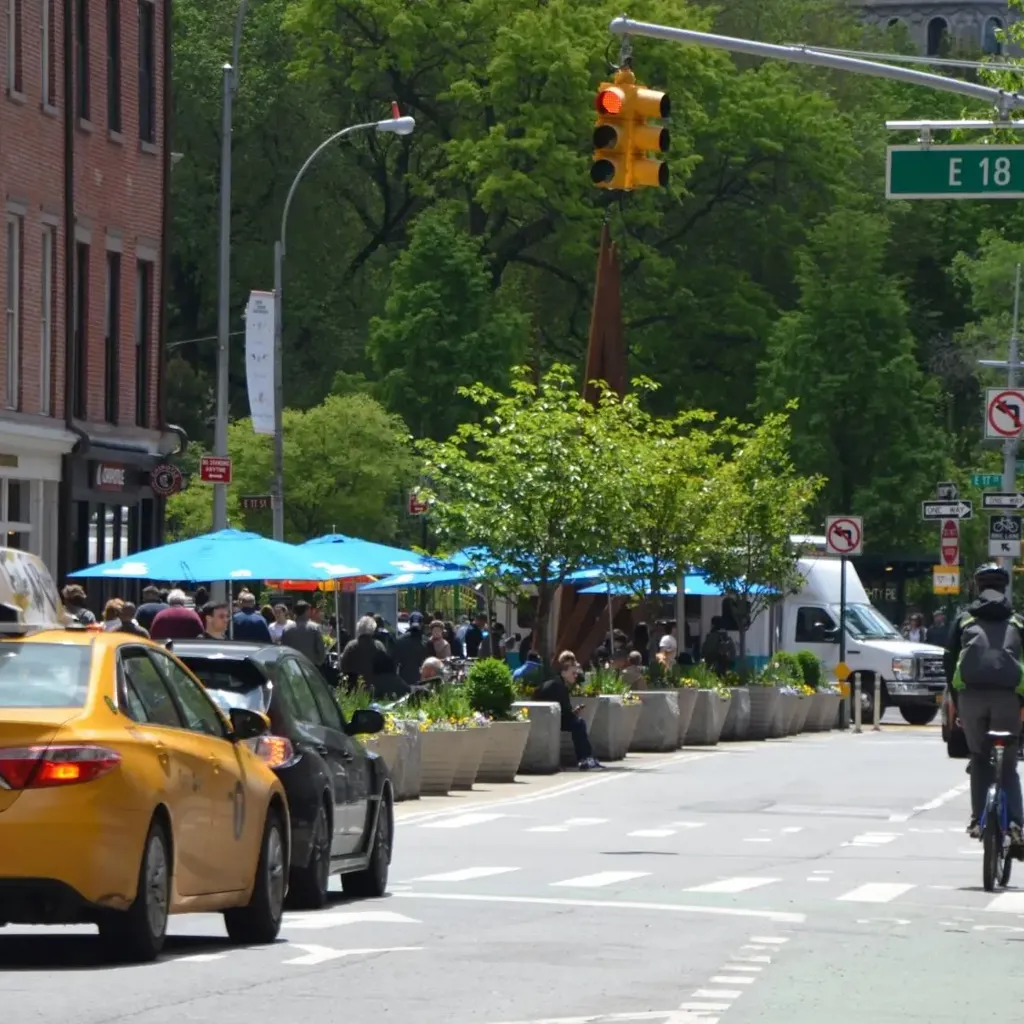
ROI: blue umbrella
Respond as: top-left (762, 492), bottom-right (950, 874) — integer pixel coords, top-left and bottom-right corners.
top-left (302, 534), bottom-right (459, 578)
top-left (358, 569), bottom-right (479, 592)
top-left (69, 529), bottom-right (333, 582)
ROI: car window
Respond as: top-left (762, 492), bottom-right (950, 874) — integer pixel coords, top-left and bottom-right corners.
top-left (149, 650), bottom-right (228, 738)
top-left (178, 655), bottom-right (271, 716)
top-left (121, 650), bottom-right (184, 728)
top-left (276, 657), bottom-right (324, 725)
top-left (795, 606), bottom-right (838, 644)
top-left (299, 661), bottom-right (344, 730)
top-left (0, 642), bottom-right (93, 708)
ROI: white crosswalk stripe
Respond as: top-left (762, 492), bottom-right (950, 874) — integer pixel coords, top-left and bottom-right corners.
top-left (421, 812), bottom-right (507, 830)
top-left (413, 867), bottom-right (520, 882)
top-left (836, 883), bottom-right (915, 904)
top-left (685, 877), bottom-right (780, 894)
top-left (551, 871), bottom-right (651, 888)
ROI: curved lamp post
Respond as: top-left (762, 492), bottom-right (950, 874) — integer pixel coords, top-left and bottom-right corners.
top-left (271, 115), bottom-right (417, 540)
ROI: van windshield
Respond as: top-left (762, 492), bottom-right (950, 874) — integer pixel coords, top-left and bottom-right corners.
top-left (829, 603), bottom-right (902, 641)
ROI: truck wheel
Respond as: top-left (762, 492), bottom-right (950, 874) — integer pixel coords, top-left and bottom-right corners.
top-left (901, 706), bottom-right (939, 726)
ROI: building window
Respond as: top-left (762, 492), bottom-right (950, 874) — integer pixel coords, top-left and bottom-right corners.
top-left (135, 259), bottom-right (151, 426)
top-left (983, 17), bottom-right (1004, 56)
top-left (4, 215), bottom-right (21, 411)
top-left (104, 252), bottom-right (120, 424)
top-left (107, 0), bottom-right (121, 131)
top-left (40, 226), bottom-right (54, 415)
top-left (926, 17), bottom-right (948, 58)
top-left (73, 242), bottom-right (89, 419)
top-left (75, 0), bottom-right (90, 120)
top-left (6, 0), bottom-right (22, 93)
top-left (0, 479), bottom-right (33, 553)
top-left (138, 0), bottom-right (155, 143)
top-left (41, 0), bottom-right (54, 105)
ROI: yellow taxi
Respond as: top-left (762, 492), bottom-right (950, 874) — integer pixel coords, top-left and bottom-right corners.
top-left (0, 571), bottom-right (292, 962)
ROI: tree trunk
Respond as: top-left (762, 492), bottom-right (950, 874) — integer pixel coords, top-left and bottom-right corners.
top-left (533, 584), bottom-right (552, 666)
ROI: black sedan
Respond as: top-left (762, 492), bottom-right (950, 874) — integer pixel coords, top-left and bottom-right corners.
top-left (170, 640), bottom-right (394, 909)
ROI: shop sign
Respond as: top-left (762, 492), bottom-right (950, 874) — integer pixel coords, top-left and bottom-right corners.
top-left (94, 463), bottom-right (126, 491)
top-left (150, 464), bottom-right (183, 497)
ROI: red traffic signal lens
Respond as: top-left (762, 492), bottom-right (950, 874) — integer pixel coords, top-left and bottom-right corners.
top-left (595, 88), bottom-right (624, 115)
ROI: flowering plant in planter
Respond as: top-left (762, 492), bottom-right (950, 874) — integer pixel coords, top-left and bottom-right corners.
top-left (418, 684), bottom-right (474, 730)
top-left (580, 668), bottom-right (630, 696)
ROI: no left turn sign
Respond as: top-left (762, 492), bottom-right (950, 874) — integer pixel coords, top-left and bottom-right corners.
top-left (986, 387), bottom-right (1024, 439)
top-left (826, 515), bottom-right (864, 557)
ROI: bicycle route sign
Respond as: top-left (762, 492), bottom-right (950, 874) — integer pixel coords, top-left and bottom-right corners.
top-left (825, 515), bottom-right (863, 557)
top-left (986, 387), bottom-right (1024, 440)
top-left (989, 514), bottom-right (1022, 558)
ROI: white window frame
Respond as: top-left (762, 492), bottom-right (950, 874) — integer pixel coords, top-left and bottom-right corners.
top-left (0, 478), bottom-right (35, 555)
top-left (41, 0), bottom-right (51, 105)
top-left (5, 0), bottom-right (17, 93)
top-left (40, 225), bottom-right (53, 415)
top-left (5, 214), bottom-right (21, 411)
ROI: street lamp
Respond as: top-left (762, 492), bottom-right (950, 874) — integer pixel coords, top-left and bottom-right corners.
top-left (270, 114), bottom-right (416, 541)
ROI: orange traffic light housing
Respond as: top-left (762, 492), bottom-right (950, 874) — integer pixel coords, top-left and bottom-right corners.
top-left (590, 68), bottom-right (670, 191)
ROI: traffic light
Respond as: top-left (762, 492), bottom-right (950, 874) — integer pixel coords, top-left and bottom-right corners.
top-left (590, 68), bottom-right (670, 192)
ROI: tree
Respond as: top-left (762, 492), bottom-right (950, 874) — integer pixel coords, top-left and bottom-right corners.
top-left (165, 394), bottom-right (416, 542)
top-left (367, 206), bottom-right (530, 440)
top-left (701, 411), bottom-right (823, 668)
top-left (420, 365), bottom-right (625, 658)
top-left (757, 210), bottom-right (949, 550)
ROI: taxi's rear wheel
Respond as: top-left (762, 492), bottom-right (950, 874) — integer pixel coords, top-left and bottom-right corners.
top-left (224, 808), bottom-right (286, 945)
top-left (98, 818), bottom-right (170, 962)
top-left (288, 800), bottom-right (331, 910)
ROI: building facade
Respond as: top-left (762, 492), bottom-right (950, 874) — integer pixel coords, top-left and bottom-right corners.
top-left (862, 0), bottom-right (1012, 56)
top-left (1, 0), bottom-right (183, 588)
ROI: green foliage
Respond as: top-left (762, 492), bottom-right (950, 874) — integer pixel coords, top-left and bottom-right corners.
top-left (581, 668), bottom-right (630, 696)
top-left (420, 683), bottom-right (472, 724)
top-left (165, 393), bottom-right (416, 542)
top-left (762, 651), bottom-right (804, 686)
top-left (795, 649), bottom-right (824, 690)
top-left (466, 658), bottom-right (517, 721)
top-left (336, 685), bottom-right (375, 720)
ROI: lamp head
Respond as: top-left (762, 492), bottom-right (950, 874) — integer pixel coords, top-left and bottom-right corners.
top-left (376, 115), bottom-right (416, 136)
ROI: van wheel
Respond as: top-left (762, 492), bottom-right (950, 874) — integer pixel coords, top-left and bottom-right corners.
top-left (224, 809), bottom-right (286, 944)
top-left (98, 818), bottom-right (170, 962)
top-left (901, 706), bottom-right (939, 726)
top-left (342, 796), bottom-right (391, 899)
top-left (288, 801), bottom-right (331, 910)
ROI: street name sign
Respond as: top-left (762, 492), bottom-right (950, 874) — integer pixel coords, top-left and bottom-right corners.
top-left (973, 473), bottom-right (1003, 488)
top-left (922, 500), bottom-right (973, 520)
top-left (986, 388), bottom-right (1024, 440)
top-left (825, 515), bottom-right (863, 557)
top-left (933, 566), bottom-right (961, 595)
top-left (982, 492), bottom-right (1024, 511)
top-left (989, 514), bottom-right (1022, 558)
top-left (887, 145), bottom-right (1024, 200)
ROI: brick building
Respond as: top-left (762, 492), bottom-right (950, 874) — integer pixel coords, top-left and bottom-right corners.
top-left (1, 0), bottom-right (183, 586)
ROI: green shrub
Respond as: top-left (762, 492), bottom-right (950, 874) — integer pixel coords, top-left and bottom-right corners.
top-left (796, 649), bottom-right (823, 689)
top-left (420, 683), bottom-right (471, 723)
top-left (762, 651), bottom-right (803, 686)
top-left (582, 668), bottom-right (630, 696)
top-left (466, 658), bottom-right (517, 721)
top-left (679, 663), bottom-right (723, 689)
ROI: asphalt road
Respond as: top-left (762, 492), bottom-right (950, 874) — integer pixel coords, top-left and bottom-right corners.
top-left (6, 717), bottom-right (1024, 1024)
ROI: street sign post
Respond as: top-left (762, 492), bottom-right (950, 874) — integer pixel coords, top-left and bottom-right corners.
top-left (986, 387), bottom-right (1024, 440)
top-left (886, 146), bottom-right (1024, 200)
top-left (989, 514), bottom-right (1023, 557)
top-left (933, 566), bottom-right (961, 595)
top-left (825, 515), bottom-right (863, 557)
top-left (199, 456), bottom-right (232, 485)
top-left (940, 518), bottom-right (960, 566)
top-left (921, 500), bottom-right (973, 520)
top-left (981, 492), bottom-right (1024, 511)
top-left (973, 473), bottom-right (1004, 488)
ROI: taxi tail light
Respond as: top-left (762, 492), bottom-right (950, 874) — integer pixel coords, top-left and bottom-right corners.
top-left (0, 745), bottom-right (121, 790)
top-left (247, 735), bottom-right (297, 770)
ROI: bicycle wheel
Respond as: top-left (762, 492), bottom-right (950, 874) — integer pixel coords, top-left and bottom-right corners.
top-left (1002, 848), bottom-right (1014, 886)
top-left (983, 785), bottom-right (1003, 893)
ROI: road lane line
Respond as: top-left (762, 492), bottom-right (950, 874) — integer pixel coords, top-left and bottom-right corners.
top-left (421, 812), bottom-right (507, 829)
top-left (629, 829), bottom-right (677, 838)
top-left (985, 892), bottom-right (1024, 913)
top-left (725, 964), bottom-right (762, 972)
top-left (750, 936), bottom-right (788, 943)
top-left (692, 989), bottom-right (743, 1000)
top-left (907, 780), bottom-right (971, 817)
top-left (685, 877), bottom-right (780, 894)
top-left (413, 867), bottom-right (519, 882)
top-left (392, 891), bottom-right (805, 922)
top-left (836, 883), bottom-right (915, 903)
top-left (551, 871), bottom-right (650, 888)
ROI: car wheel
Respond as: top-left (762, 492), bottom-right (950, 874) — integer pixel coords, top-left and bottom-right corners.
top-left (98, 817), bottom-right (170, 963)
top-left (288, 801), bottom-right (331, 910)
top-left (224, 809), bottom-right (287, 944)
top-left (342, 796), bottom-right (391, 900)
top-left (901, 706), bottom-right (939, 726)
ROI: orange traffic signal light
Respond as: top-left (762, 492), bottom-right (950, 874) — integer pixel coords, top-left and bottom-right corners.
top-left (590, 68), bottom-right (670, 191)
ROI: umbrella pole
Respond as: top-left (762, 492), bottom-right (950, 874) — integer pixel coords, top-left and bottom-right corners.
top-left (607, 590), bottom-right (614, 658)
top-left (333, 584), bottom-right (341, 641)
top-left (228, 581), bottom-right (234, 639)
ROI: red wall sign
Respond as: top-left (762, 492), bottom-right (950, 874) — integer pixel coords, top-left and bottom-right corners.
top-left (199, 456), bottom-right (233, 484)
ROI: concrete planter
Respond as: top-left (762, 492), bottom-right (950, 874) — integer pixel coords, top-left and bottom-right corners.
top-left (719, 687), bottom-right (751, 742)
top-left (477, 719), bottom-right (531, 783)
top-left (629, 691), bottom-right (681, 752)
top-left (789, 695), bottom-right (813, 735)
top-left (676, 687), bottom-right (699, 747)
top-left (593, 698), bottom-right (641, 761)
top-left (363, 733), bottom-right (400, 776)
top-left (390, 720), bottom-right (423, 801)
top-left (684, 690), bottom-right (732, 746)
top-left (451, 725), bottom-right (491, 790)
top-left (513, 701), bottom-right (562, 774)
top-left (561, 696), bottom-right (602, 765)
top-left (420, 730), bottom-right (463, 794)
top-left (769, 693), bottom-right (798, 739)
top-left (746, 686), bottom-right (781, 740)
top-left (809, 692), bottom-right (841, 731)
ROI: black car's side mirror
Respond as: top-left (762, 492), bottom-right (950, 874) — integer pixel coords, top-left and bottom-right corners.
top-left (347, 708), bottom-right (385, 737)
top-left (229, 707), bottom-right (270, 741)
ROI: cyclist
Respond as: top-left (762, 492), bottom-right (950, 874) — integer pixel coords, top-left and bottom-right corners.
top-left (945, 562), bottom-right (1024, 842)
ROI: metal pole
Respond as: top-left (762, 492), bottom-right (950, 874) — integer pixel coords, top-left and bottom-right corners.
top-left (872, 677), bottom-right (882, 731)
top-left (213, 63), bottom-right (233, 542)
top-left (1002, 263), bottom-right (1022, 596)
top-left (839, 556), bottom-right (847, 665)
top-left (854, 673), bottom-right (863, 733)
top-left (272, 239), bottom-right (285, 541)
top-left (608, 17), bottom-right (1024, 112)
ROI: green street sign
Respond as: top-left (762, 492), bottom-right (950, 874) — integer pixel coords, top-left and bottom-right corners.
top-left (886, 145), bottom-right (1024, 200)
top-left (973, 473), bottom-right (1003, 487)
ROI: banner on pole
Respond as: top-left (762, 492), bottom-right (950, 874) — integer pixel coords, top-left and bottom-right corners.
top-left (245, 291), bottom-right (275, 436)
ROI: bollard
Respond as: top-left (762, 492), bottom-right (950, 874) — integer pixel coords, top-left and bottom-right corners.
top-left (854, 674), bottom-right (863, 734)
top-left (872, 680), bottom-right (881, 731)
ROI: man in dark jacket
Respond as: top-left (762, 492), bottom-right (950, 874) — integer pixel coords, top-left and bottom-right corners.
top-left (282, 600), bottom-right (327, 669)
top-left (945, 563), bottom-right (1024, 841)
top-left (233, 590), bottom-right (272, 643)
top-left (340, 614), bottom-right (387, 691)
top-left (134, 586), bottom-right (165, 632)
top-left (534, 650), bottom-right (602, 771)
top-left (394, 612), bottom-right (428, 687)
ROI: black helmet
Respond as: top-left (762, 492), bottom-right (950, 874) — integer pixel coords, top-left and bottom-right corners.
top-left (974, 562), bottom-right (1010, 590)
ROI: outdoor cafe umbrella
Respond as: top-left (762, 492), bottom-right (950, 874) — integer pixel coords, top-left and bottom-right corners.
top-left (302, 534), bottom-right (459, 579)
top-left (69, 529), bottom-right (333, 583)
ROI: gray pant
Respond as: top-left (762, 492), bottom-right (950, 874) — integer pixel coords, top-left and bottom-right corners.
top-left (959, 690), bottom-right (1024, 824)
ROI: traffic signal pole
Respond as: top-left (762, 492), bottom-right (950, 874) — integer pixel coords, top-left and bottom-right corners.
top-left (608, 18), bottom-right (1024, 115)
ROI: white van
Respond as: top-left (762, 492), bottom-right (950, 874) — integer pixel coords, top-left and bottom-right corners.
top-left (730, 547), bottom-right (945, 725)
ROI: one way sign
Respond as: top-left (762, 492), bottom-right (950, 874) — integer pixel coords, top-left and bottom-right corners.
top-left (981, 492), bottom-right (1024, 511)
top-left (922, 500), bottom-right (973, 521)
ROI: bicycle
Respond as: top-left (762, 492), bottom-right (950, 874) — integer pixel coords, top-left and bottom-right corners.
top-left (980, 729), bottom-right (1015, 892)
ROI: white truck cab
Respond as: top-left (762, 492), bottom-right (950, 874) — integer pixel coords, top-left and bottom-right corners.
top-left (724, 548), bottom-right (946, 725)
